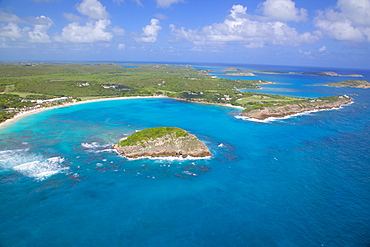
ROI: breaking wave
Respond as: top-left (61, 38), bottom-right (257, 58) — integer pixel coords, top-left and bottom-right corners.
top-left (81, 142), bottom-right (114, 153)
top-left (0, 149), bottom-right (68, 181)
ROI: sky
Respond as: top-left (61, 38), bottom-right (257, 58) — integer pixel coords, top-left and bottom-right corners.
top-left (0, 0), bottom-right (370, 69)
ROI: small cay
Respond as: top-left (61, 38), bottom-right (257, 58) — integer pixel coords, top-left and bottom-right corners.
top-left (113, 127), bottom-right (212, 159)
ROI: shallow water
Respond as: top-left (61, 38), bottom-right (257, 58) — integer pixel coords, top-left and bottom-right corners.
top-left (0, 64), bottom-right (369, 246)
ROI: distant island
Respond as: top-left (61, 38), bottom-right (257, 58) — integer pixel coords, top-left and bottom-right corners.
top-left (221, 67), bottom-right (255, 76)
top-left (223, 72), bottom-right (255, 76)
top-left (302, 71), bottom-right (363, 77)
top-left (241, 95), bottom-right (353, 120)
top-left (219, 68), bottom-right (363, 78)
top-left (253, 70), bottom-right (363, 77)
top-left (221, 67), bottom-right (243, 72)
top-left (113, 127), bottom-right (212, 158)
top-left (326, 80), bottom-right (370, 88)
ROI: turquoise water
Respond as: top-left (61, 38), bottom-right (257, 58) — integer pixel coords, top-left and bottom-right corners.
top-left (1, 64), bottom-right (370, 246)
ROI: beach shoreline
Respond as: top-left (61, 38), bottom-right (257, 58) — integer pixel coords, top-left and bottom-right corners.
top-left (0, 96), bottom-right (167, 129)
top-left (0, 95), bottom-right (246, 129)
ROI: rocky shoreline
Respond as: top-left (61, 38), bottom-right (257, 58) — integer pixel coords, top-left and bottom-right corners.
top-left (113, 128), bottom-right (212, 159)
top-left (241, 95), bottom-right (353, 120)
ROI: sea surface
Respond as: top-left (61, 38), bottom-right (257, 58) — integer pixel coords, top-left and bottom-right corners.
top-left (0, 63), bottom-right (369, 246)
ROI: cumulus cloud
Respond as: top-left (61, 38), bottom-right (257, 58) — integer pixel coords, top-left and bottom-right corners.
top-left (337, 0), bottom-right (370, 26)
top-left (315, 0), bottom-right (370, 42)
top-left (170, 4), bottom-right (320, 49)
top-left (135, 19), bottom-right (161, 42)
top-left (56, 0), bottom-right (124, 43)
top-left (260, 0), bottom-right (308, 22)
top-left (55, 19), bottom-right (113, 43)
top-left (156, 0), bottom-right (184, 8)
top-left (76, 0), bottom-right (109, 19)
top-left (0, 23), bottom-right (23, 40)
top-left (0, 14), bottom-right (53, 43)
top-left (28, 15), bottom-right (53, 43)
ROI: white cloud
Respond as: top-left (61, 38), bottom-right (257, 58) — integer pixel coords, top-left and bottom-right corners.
top-left (55, 19), bottom-right (113, 43)
top-left (56, 0), bottom-right (122, 43)
top-left (170, 4), bottom-right (320, 49)
top-left (135, 19), bottom-right (161, 42)
top-left (154, 13), bottom-right (168, 20)
top-left (63, 13), bottom-right (83, 22)
top-left (337, 0), bottom-right (370, 26)
top-left (112, 26), bottom-right (125, 36)
top-left (0, 23), bottom-right (23, 40)
top-left (28, 15), bottom-right (53, 43)
top-left (314, 0), bottom-right (370, 42)
top-left (76, 0), bottom-right (109, 19)
top-left (319, 46), bottom-right (327, 52)
top-left (299, 49), bottom-right (311, 56)
top-left (260, 0), bottom-right (308, 22)
top-left (156, 0), bottom-right (184, 8)
top-left (118, 43), bottom-right (125, 50)
top-left (0, 10), bottom-right (22, 23)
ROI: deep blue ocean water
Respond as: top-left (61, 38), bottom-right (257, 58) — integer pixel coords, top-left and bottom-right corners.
top-left (0, 64), bottom-right (369, 246)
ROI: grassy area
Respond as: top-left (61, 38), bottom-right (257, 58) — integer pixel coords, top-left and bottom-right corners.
top-left (236, 94), bottom-right (299, 104)
top-left (5, 91), bottom-right (46, 97)
top-left (242, 95), bottom-right (349, 113)
top-left (0, 63), bottom-right (262, 98)
top-left (326, 80), bottom-right (370, 87)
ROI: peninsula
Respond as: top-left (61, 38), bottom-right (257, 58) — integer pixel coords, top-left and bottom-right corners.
top-left (326, 80), bottom-right (370, 88)
top-left (302, 71), bottom-right (363, 77)
top-left (113, 127), bottom-right (212, 158)
top-left (241, 95), bottom-right (353, 120)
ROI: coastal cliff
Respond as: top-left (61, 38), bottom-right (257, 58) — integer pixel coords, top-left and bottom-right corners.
top-left (113, 127), bottom-right (211, 158)
top-left (241, 95), bottom-right (353, 120)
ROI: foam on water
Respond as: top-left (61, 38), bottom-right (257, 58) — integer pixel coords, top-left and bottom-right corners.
top-left (0, 149), bottom-right (68, 181)
top-left (0, 148), bottom-right (36, 169)
top-left (81, 142), bottom-right (114, 153)
top-left (13, 157), bottom-right (68, 181)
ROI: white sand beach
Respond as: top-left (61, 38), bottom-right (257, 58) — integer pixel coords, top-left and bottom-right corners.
top-left (0, 96), bottom-right (166, 129)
